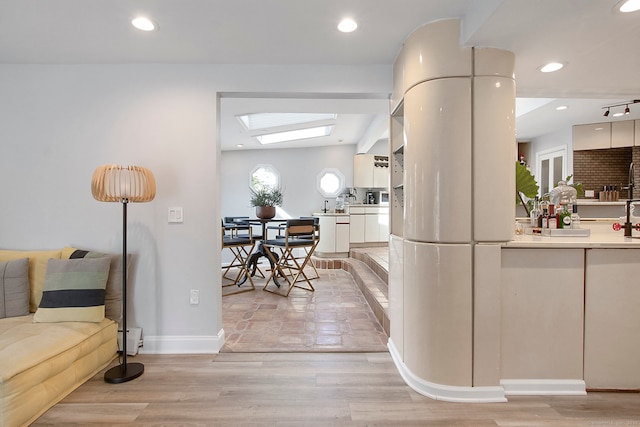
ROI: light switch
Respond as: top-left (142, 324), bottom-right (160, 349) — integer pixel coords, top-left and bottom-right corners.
top-left (168, 207), bottom-right (184, 223)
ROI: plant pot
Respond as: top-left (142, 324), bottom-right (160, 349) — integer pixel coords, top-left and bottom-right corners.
top-left (256, 206), bottom-right (276, 220)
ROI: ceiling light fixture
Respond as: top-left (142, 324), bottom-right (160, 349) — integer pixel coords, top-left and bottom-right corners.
top-left (556, 105), bottom-right (568, 111)
top-left (539, 62), bottom-right (564, 73)
top-left (601, 99), bottom-right (639, 117)
top-left (131, 17), bottom-right (157, 31)
top-left (619, 0), bottom-right (640, 12)
top-left (338, 18), bottom-right (358, 33)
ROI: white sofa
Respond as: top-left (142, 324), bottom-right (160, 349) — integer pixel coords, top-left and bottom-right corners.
top-left (0, 247), bottom-right (123, 427)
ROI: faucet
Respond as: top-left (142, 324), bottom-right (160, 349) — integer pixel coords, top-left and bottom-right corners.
top-left (623, 198), bottom-right (640, 237)
top-left (323, 200), bottom-right (328, 213)
top-left (622, 162), bottom-right (635, 200)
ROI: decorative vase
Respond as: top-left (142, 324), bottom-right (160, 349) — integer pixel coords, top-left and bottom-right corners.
top-left (256, 206), bottom-right (276, 219)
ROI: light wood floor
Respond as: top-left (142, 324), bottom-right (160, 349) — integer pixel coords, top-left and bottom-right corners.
top-left (33, 352), bottom-right (640, 426)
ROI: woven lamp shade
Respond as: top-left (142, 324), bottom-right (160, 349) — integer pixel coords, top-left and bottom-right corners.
top-left (92, 165), bottom-right (156, 203)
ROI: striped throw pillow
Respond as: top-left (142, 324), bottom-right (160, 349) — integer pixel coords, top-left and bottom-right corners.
top-left (33, 257), bottom-right (111, 323)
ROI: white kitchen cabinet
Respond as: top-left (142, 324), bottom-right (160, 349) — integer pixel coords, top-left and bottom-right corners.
top-left (349, 207), bottom-right (366, 243)
top-left (573, 123), bottom-right (611, 150)
top-left (611, 120), bottom-right (634, 148)
top-left (349, 205), bottom-right (389, 243)
top-left (500, 248), bottom-right (585, 381)
top-left (584, 248), bottom-right (640, 389)
top-left (354, 154), bottom-right (389, 188)
top-left (315, 215), bottom-right (350, 256)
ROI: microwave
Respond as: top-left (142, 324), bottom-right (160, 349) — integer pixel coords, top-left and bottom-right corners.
top-left (378, 191), bottom-right (389, 205)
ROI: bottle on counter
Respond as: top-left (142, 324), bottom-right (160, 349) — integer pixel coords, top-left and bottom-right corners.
top-left (548, 204), bottom-right (557, 229)
top-left (530, 196), bottom-right (540, 227)
top-left (559, 204), bottom-right (572, 229)
top-left (538, 197), bottom-right (549, 228)
top-left (541, 207), bottom-right (549, 228)
top-left (571, 204), bottom-right (580, 229)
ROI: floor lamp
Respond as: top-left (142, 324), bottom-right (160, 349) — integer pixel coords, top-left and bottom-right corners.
top-left (91, 164), bottom-right (156, 384)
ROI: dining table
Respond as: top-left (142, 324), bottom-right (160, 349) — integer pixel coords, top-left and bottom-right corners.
top-left (237, 218), bottom-right (288, 286)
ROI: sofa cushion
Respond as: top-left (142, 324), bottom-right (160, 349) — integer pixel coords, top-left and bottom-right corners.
top-left (33, 257), bottom-right (111, 323)
top-left (0, 249), bottom-right (63, 312)
top-left (61, 247), bottom-right (128, 323)
top-left (0, 258), bottom-right (30, 319)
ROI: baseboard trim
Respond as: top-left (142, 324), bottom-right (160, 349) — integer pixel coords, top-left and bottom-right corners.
top-left (387, 339), bottom-right (507, 403)
top-left (139, 329), bottom-right (224, 354)
top-left (501, 379), bottom-right (587, 396)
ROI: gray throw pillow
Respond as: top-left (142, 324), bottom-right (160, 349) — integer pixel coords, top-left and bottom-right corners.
top-left (0, 258), bottom-right (30, 318)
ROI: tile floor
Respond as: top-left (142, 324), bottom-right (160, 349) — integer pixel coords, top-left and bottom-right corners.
top-left (221, 265), bottom-right (389, 353)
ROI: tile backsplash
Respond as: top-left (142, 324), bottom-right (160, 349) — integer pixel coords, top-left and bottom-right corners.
top-left (573, 146), bottom-right (638, 199)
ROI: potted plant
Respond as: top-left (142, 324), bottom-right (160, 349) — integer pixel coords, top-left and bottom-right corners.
top-left (250, 185), bottom-right (283, 219)
top-left (516, 161), bottom-right (539, 216)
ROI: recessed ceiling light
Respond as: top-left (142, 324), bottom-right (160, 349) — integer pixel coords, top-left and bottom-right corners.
top-left (236, 144), bottom-right (244, 148)
top-left (539, 62), bottom-right (564, 73)
top-left (131, 17), bottom-right (157, 31)
top-left (556, 105), bottom-right (568, 111)
top-left (619, 0), bottom-right (640, 12)
top-left (338, 18), bottom-right (358, 33)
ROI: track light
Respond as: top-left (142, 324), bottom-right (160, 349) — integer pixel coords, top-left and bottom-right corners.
top-left (602, 99), bottom-right (639, 117)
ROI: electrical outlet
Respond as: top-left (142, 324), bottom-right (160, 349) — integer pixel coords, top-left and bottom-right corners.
top-left (190, 289), bottom-right (199, 305)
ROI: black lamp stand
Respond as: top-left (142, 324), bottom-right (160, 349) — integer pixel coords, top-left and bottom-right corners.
top-left (104, 199), bottom-right (144, 383)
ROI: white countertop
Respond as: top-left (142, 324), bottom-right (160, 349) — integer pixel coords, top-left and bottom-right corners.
top-left (312, 212), bottom-right (350, 216)
top-left (506, 220), bottom-right (640, 248)
top-left (576, 199), bottom-right (634, 206)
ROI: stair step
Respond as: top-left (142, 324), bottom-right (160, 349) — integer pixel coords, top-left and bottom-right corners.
top-left (313, 251), bottom-right (389, 336)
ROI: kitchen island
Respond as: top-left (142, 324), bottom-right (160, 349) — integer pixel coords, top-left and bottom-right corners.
top-left (499, 219), bottom-right (640, 392)
top-left (312, 212), bottom-right (350, 257)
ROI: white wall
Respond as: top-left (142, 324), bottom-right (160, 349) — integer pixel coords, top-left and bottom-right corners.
top-left (0, 63), bottom-right (391, 353)
top-left (221, 144), bottom-right (357, 219)
top-left (528, 127), bottom-right (573, 178)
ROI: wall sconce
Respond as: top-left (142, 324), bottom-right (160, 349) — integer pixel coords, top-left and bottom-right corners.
top-left (602, 99), bottom-right (639, 116)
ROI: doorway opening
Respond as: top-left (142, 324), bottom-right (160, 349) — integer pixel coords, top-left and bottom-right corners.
top-left (218, 92), bottom-right (390, 353)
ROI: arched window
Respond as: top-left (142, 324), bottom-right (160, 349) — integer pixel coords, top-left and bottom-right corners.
top-left (317, 168), bottom-right (345, 197)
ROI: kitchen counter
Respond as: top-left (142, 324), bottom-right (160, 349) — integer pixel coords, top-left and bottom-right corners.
top-left (499, 219), bottom-right (640, 391)
top-left (312, 212), bottom-right (350, 216)
top-left (506, 220), bottom-right (640, 248)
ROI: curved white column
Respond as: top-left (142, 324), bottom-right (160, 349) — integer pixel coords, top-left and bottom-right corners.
top-left (390, 18), bottom-right (515, 403)
top-left (404, 78), bottom-right (472, 243)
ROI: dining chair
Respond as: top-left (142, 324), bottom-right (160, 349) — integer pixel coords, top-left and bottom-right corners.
top-left (221, 221), bottom-right (256, 295)
top-left (223, 216), bottom-right (262, 240)
top-left (262, 218), bottom-right (319, 297)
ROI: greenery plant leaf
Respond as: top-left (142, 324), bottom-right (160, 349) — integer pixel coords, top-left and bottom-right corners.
top-left (515, 161), bottom-right (539, 205)
top-left (250, 186), bottom-right (284, 207)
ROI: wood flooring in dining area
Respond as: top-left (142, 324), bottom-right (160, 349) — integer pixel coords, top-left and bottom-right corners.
top-left (33, 352), bottom-right (640, 426)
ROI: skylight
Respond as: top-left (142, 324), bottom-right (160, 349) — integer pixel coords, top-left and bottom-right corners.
top-left (238, 113), bottom-right (336, 131)
top-left (256, 126), bottom-right (334, 145)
